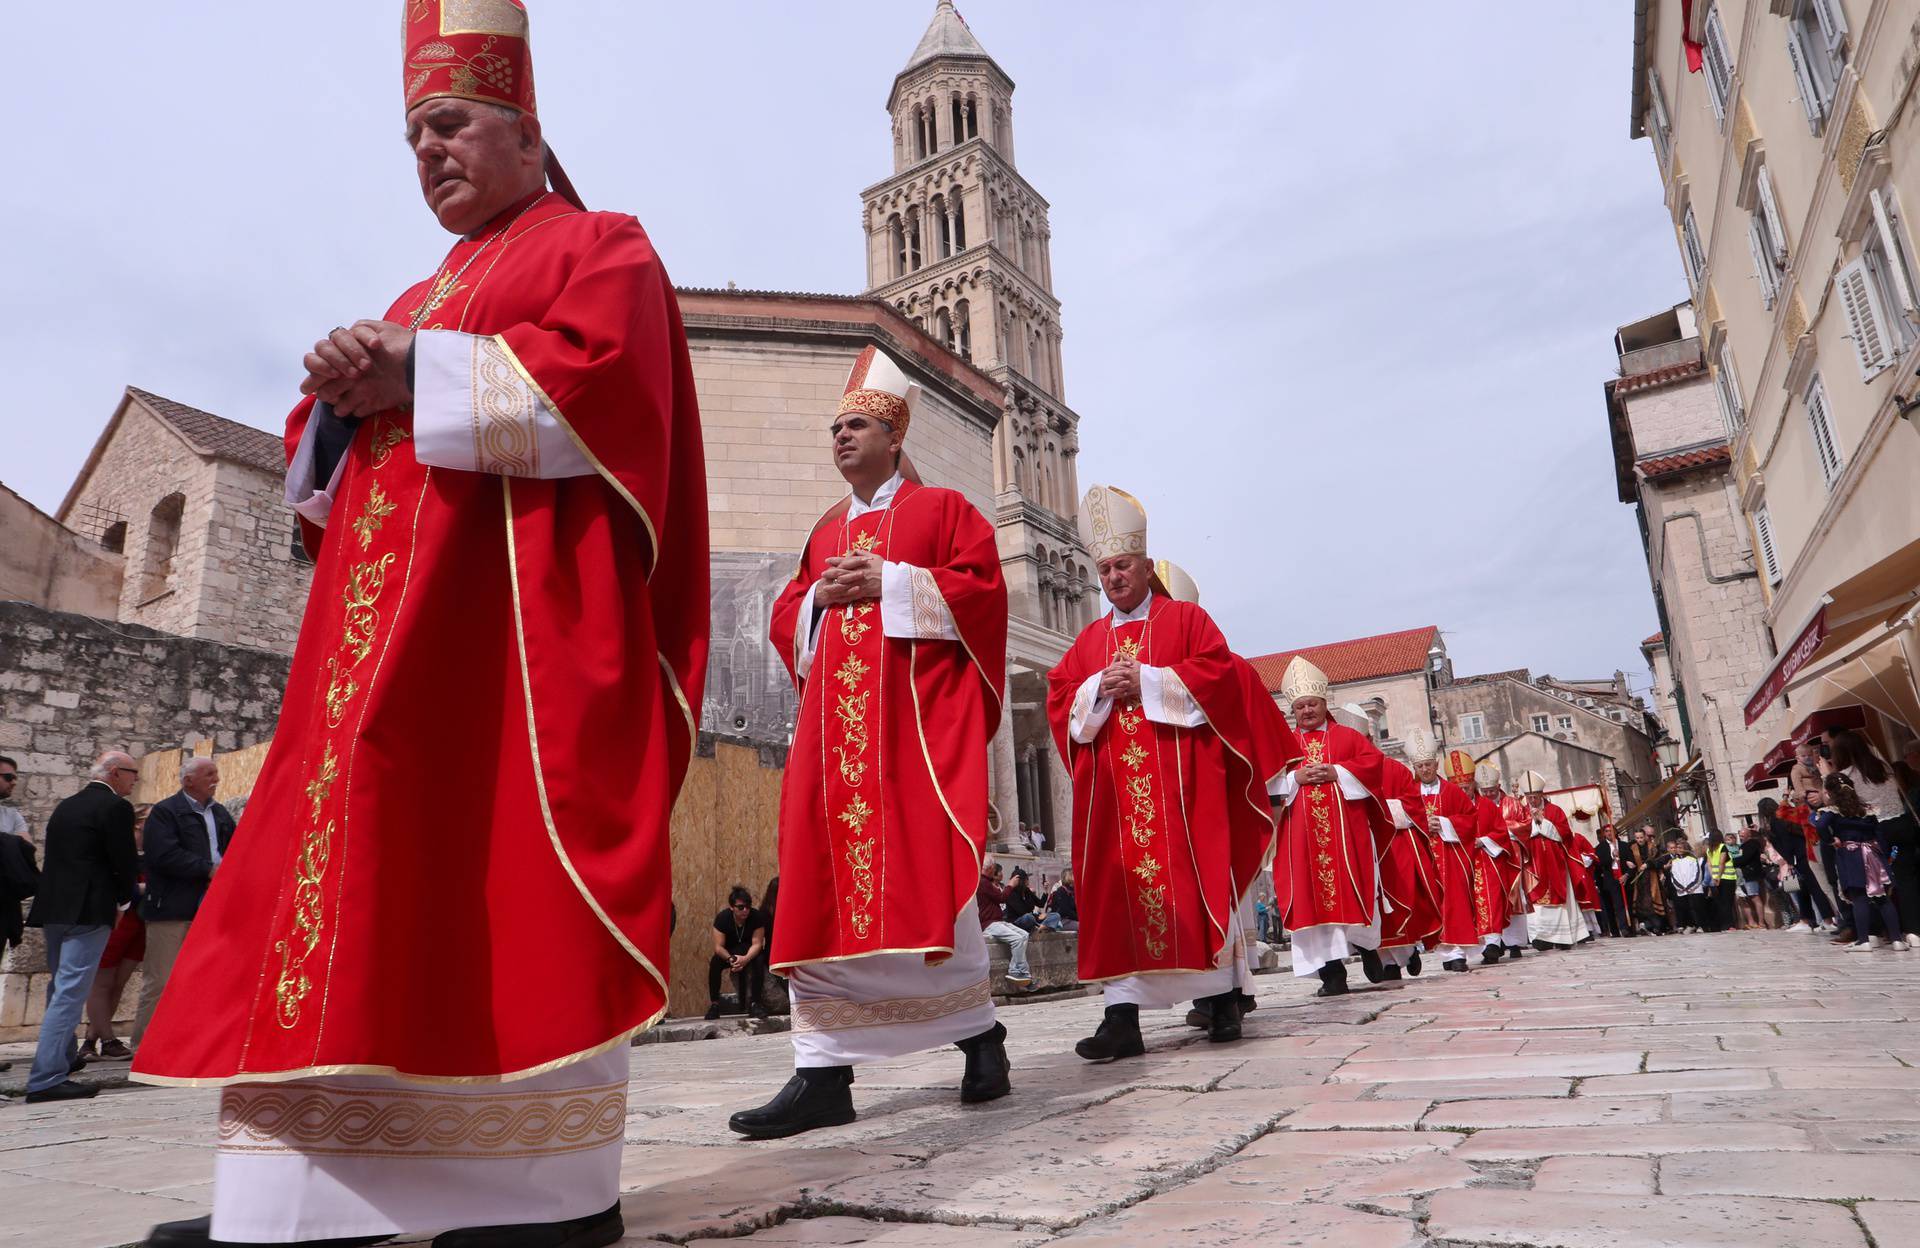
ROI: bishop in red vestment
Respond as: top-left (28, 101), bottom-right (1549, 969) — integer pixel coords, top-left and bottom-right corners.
top-left (728, 345), bottom-right (1011, 1141)
top-left (1271, 660), bottom-right (1396, 996)
top-left (1518, 771), bottom-right (1592, 950)
top-left (1048, 488), bottom-right (1271, 1058)
top-left (1376, 741), bottom-right (1444, 979)
top-left (131, 7), bottom-right (705, 1246)
top-left (1416, 736), bottom-right (1485, 972)
top-left (1474, 763), bottom-right (1532, 961)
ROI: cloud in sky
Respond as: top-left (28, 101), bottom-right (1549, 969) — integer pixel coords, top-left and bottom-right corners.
top-left (2, 2), bottom-right (1683, 689)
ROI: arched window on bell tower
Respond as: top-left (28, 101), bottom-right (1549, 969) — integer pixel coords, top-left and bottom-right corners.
top-left (888, 214), bottom-right (906, 279)
top-left (953, 298), bottom-right (972, 361)
top-left (951, 189), bottom-right (967, 251)
top-left (933, 194), bottom-right (952, 259)
top-left (933, 306), bottom-right (954, 351)
top-left (964, 94), bottom-right (980, 140)
top-left (905, 207), bottom-right (923, 271)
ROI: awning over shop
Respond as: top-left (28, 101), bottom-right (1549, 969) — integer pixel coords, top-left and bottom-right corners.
top-left (1790, 704), bottom-right (1867, 745)
top-left (1743, 763), bottom-right (1780, 792)
top-left (1781, 605), bottom-right (1920, 739)
top-left (1743, 738), bottom-right (1794, 792)
top-left (1744, 536), bottom-right (1920, 725)
top-left (1616, 751), bottom-right (1703, 831)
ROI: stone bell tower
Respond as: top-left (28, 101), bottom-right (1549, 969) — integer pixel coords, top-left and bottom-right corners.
top-left (861, 0), bottom-right (1095, 643)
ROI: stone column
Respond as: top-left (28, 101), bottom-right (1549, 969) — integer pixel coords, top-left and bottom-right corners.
top-left (989, 669), bottom-right (1020, 851)
top-left (1047, 731), bottom-right (1075, 852)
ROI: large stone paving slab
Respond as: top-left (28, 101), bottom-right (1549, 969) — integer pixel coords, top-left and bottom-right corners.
top-left (8, 930), bottom-right (1920, 1247)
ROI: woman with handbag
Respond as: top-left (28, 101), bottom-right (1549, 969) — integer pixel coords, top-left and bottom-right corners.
top-left (1760, 797), bottom-right (1833, 932)
top-left (1812, 773), bottom-right (1904, 952)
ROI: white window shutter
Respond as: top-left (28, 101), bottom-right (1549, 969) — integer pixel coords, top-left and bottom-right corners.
top-left (1648, 65), bottom-right (1672, 136)
top-left (1810, 0), bottom-right (1848, 53)
top-left (1835, 256), bottom-right (1894, 377)
top-left (1719, 342), bottom-right (1746, 428)
top-left (1869, 188), bottom-right (1920, 318)
top-left (1785, 29), bottom-right (1825, 132)
top-left (1755, 506), bottom-right (1782, 584)
top-left (1805, 376), bottom-right (1844, 485)
top-left (1682, 207), bottom-right (1707, 288)
top-left (1747, 214), bottom-right (1777, 308)
top-left (1757, 167), bottom-right (1789, 265)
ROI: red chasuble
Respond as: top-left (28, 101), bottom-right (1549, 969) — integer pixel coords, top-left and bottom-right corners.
top-left (1047, 598), bottom-right (1269, 982)
top-left (1273, 725), bottom-right (1395, 935)
top-left (1569, 827), bottom-right (1602, 910)
top-left (1480, 793), bottom-right (1531, 916)
top-left (1229, 654), bottom-right (1301, 893)
top-left (1525, 803), bottom-right (1579, 908)
top-left (767, 481), bottom-right (1006, 968)
top-left (1377, 760), bottom-right (1443, 953)
top-left (133, 192), bottom-right (708, 1085)
top-left (1471, 794), bottom-right (1514, 936)
top-left (1415, 778), bottom-right (1485, 949)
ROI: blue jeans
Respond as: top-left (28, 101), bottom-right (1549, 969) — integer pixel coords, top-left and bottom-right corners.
top-left (29, 923), bottom-right (111, 1093)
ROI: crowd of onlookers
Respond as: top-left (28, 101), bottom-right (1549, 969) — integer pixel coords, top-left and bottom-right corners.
top-left (1586, 729), bottom-right (1920, 951)
top-left (1, 750), bottom-right (236, 1103)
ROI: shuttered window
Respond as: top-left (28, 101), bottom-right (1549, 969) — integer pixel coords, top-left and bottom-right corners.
top-left (1835, 256), bottom-right (1896, 378)
top-left (1681, 206), bottom-right (1708, 290)
top-left (1714, 340), bottom-right (1745, 434)
top-left (1787, 0), bottom-right (1848, 133)
top-left (1754, 505), bottom-right (1783, 586)
top-left (1804, 374), bottom-right (1843, 487)
top-left (1648, 66), bottom-right (1673, 167)
top-left (1703, 4), bottom-right (1735, 126)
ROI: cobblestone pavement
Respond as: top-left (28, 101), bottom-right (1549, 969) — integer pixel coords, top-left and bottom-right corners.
top-left (5, 930), bottom-right (1919, 1247)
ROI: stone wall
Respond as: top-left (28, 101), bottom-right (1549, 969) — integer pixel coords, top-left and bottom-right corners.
top-left (198, 459), bottom-right (311, 653)
top-left (0, 601), bottom-right (291, 842)
top-left (1624, 374), bottom-right (1722, 455)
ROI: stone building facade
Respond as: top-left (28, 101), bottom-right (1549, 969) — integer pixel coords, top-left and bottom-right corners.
top-left (0, 483), bottom-right (120, 619)
top-left (56, 387), bottom-right (313, 654)
top-left (1605, 300), bottom-right (1787, 833)
top-left (1432, 671), bottom-right (1664, 822)
top-left (1630, 0), bottom-right (1920, 763)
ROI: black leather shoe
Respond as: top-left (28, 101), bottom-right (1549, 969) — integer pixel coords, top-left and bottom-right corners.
top-left (703, 1003), bottom-right (722, 1020)
top-left (143, 1213), bottom-right (394, 1246)
top-left (1315, 961), bottom-right (1350, 997)
top-left (1185, 1005), bottom-right (1210, 1029)
top-left (747, 1001), bottom-right (771, 1019)
top-left (1443, 958), bottom-right (1469, 973)
top-left (1406, 951), bottom-right (1423, 977)
top-left (433, 1203), bottom-right (622, 1248)
top-left (1380, 963), bottom-right (1403, 982)
top-left (956, 1021), bottom-right (1011, 1103)
top-left (1481, 945), bottom-right (1502, 965)
top-left (1531, 939), bottom-right (1554, 953)
top-left (727, 1068), bottom-right (855, 1139)
top-left (1358, 947), bottom-right (1386, 983)
top-left (24, 1080), bottom-right (97, 1103)
top-left (1506, 945), bottom-right (1525, 959)
top-left (1203, 992), bottom-right (1241, 1043)
top-left (1074, 1005), bottom-right (1144, 1062)
top-left (69, 1053), bottom-right (87, 1074)
top-left (1237, 990), bottom-right (1257, 1016)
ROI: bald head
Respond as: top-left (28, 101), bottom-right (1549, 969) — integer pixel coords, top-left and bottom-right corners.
top-left (91, 750), bottom-right (139, 797)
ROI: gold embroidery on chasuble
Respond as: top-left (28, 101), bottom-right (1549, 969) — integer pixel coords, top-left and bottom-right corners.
top-left (1304, 736), bottom-right (1339, 912)
top-left (269, 415), bottom-right (416, 1033)
top-left (1110, 621), bottom-right (1170, 962)
top-left (819, 513), bottom-right (892, 946)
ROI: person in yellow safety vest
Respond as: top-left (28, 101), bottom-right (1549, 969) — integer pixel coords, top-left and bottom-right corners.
top-left (1705, 829), bottom-right (1741, 931)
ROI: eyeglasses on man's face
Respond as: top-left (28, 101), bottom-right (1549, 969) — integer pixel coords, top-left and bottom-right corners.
top-left (0, 773), bottom-right (17, 782)
top-left (114, 767), bottom-right (139, 777)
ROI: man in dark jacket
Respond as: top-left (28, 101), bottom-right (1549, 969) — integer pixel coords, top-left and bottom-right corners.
top-left (24, 750), bottom-right (139, 1102)
top-left (131, 757), bottom-right (234, 1049)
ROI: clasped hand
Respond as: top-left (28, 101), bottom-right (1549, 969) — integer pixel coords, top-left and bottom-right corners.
top-left (300, 320), bottom-right (415, 418)
top-left (1099, 654), bottom-right (1141, 704)
top-left (816, 552), bottom-right (882, 607)
top-left (1297, 763), bottom-right (1337, 785)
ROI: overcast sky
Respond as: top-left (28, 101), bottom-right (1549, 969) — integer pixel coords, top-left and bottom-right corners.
top-left (3, 3), bottom-right (1683, 690)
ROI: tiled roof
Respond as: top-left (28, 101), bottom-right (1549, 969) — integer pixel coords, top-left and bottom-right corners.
top-left (1615, 360), bottom-right (1706, 395)
top-left (1247, 626), bottom-right (1440, 692)
top-left (1636, 444), bottom-right (1731, 479)
top-left (1643, 631), bottom-right (1665, 647)
top-left (128, 387), bottom-right (285, 476)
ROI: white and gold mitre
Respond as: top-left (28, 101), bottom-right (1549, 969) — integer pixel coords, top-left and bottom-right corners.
top-left (836, 345), bottom-right (920, 437)
top-left (1280, 655), bottom-right (1330, 704)
top-left (1405, 728), bottom-right (1440, 764)
top-left (1153, 559), bottom-right (1200, 605)
top-left (1079, 485), bottom-right (1148, 563)
top-left (1474, 761), bottom-right (1502, 790)
top-left (1517, 769), bottom-right (1550, 796)
top-left (1331, 702), bottom-right (1371, 733)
